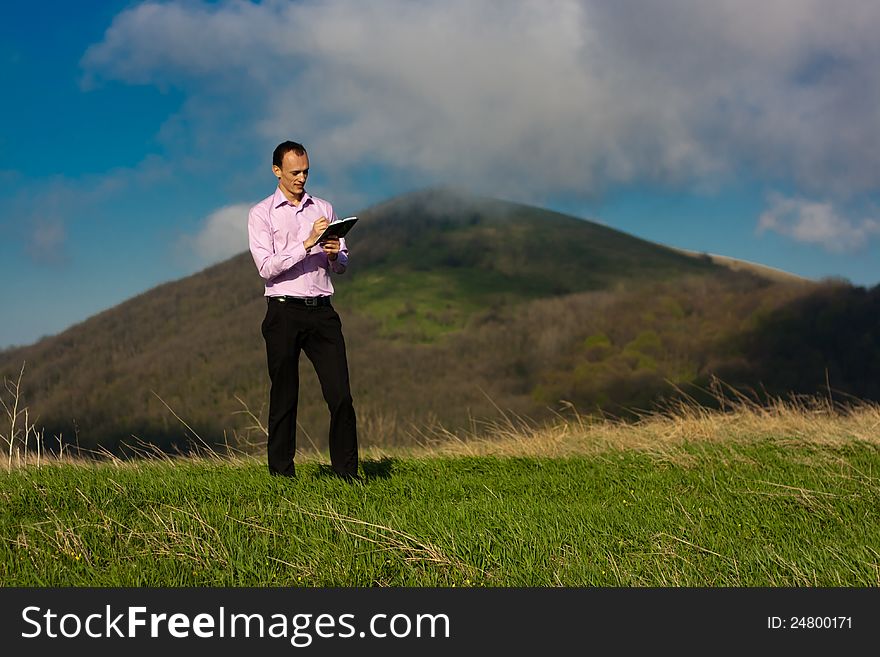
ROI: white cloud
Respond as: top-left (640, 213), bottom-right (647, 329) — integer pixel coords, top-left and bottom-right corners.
top-left (81, 0), bottom-right (880, 203)
top-left (179, 202), bottom-right (252, 266)
top-left (26, 218), bottom-right (67, 264)
top-left (1, 156), bottom-right (173, 265)
top-left (758, 194), bottom-right (880, 252)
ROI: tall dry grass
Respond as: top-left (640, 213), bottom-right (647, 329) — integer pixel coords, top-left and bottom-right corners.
top-left (364, 378), bottom-right (880, 462)
top-left (4, 360), bottom-right (879, 470)
top-left (1, 363), bottom-right (53, 470)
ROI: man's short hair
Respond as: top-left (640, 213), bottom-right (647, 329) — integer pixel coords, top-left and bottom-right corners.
top-left (273, 141), bottom-right (307, 168)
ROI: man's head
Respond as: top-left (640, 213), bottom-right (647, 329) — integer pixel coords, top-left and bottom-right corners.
top-left (273, 141), bottom-right (309, 202)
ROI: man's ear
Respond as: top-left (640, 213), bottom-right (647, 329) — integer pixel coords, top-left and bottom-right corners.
top-left (272, 165), bottom-right (282, 179)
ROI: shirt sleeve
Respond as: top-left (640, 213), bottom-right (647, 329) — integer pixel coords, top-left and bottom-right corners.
top-left (329, 237), bottom-right (349, 274)
top-left (321, 201), bottom-right (348, 274)
top-left (247, 202), bottom-right (308, 281)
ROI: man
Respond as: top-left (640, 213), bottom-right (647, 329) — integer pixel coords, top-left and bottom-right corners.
top-left (247, 140), bottom-right (359, 480)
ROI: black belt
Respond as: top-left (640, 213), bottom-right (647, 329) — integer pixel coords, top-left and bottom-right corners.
top-left (268, 295), bottom-right (332, 307)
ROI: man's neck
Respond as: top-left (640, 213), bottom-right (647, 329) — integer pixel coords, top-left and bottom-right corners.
top-left (279, 185), bottom-right (305, 206)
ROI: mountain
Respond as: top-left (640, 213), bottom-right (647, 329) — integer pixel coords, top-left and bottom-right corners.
top-left (334, 187), bottom-right (721, 340)
top-left (2, 189), bottom-right (876, 455)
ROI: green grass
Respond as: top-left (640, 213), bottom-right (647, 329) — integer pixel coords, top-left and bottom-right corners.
top-left (335, 268), bottom-right (488, 340)
top-left (2, 439), bottom-right (878, 586)
top-left (335, 265), bottom-right (561, 341)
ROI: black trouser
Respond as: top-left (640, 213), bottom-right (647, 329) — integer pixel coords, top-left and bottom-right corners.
top-left (262, 298), bottom-right (358, 477)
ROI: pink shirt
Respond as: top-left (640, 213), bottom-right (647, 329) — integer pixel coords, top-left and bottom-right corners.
top-left (247, 187), bottom-right (349, 297)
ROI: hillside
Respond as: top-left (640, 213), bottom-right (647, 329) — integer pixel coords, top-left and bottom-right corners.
top-left (3, 188), bottom-right (876, 454)
top-left (672, 247), bottom-right (812, 284)
top-left (3, 394), bottom-right (879, 588)
top-left (335, 188), bottom-right (720, 340)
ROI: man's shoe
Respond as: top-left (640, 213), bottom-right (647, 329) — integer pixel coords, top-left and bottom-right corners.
top-left (270, 469), bottom-right (295, 479)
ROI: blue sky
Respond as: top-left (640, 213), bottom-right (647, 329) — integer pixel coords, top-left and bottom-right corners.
top-left (2, 0), bottom-right (880, 348)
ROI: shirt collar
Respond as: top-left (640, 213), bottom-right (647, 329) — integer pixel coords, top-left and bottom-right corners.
top-left (273, 186), bottom-right (313, 210)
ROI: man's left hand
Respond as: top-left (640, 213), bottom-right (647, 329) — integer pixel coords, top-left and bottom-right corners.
top-left (321, 237), bottom-right (341, 261)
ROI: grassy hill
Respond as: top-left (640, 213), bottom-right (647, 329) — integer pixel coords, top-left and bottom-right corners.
top-left (2, 188), bottom-right (877, 455)
top-left (3, 394), bottom-right (878, 586)
top-left (336, 188), bottom-right (720, 339)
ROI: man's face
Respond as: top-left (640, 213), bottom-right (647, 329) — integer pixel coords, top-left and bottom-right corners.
top-left (274, 151), bottom-right (310, 200)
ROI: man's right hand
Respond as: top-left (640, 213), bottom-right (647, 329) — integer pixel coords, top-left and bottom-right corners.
top-left (305, 216), bottom-right (330, 250)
